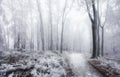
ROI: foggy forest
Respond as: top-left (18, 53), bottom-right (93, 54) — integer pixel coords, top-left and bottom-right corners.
top-left (0, 0), bottom-right (120, 77)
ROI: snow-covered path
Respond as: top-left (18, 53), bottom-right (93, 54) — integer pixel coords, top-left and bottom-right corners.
top-left (64, 52), bottom-right (103, 77)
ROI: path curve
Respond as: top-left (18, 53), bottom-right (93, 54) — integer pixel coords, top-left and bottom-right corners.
top-left (63, 52), bottom-right (103, 77)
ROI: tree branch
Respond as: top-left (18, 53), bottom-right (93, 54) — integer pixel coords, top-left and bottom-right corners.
top-left (85, 0), bottom-right (94, 23)
top-left (100, 0), bottom-right (109, 28)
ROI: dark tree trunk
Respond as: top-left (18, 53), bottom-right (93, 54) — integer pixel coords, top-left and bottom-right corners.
top-left (40, 22), bottom-right (45, 51)
top-left (101, 27), bottom-right (104, 56)
top-left (56, 24), bottom-right (59, 50)
top-left (60, 22), bottom-right (64, 53)
top-left (16, 34), bottom-right (20, 51)
top-left (91, 0), bottom-right (100, 58)
top-left (91, 22), bottom-right (99, 58)
top-left (91, 25), bottom-right (97, 58)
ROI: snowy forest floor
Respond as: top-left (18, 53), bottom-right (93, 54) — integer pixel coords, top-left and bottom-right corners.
top-left (0, 51), bottom-right (67, 77)
top-left (0, 51), bottom-right (119, 77)
top-left (88, 58), bottom-right (120, 77)
top-left (63, 52), bottom-right (103, 77)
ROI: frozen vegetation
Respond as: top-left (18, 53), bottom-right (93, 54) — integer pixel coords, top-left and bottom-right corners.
top-left (95, 57), bottom-right (120, 76)
top-left (0, 51), bottom-right (67, 77)
top-left (89, 58), bottom-right (120, 77)
top-left (98, 57), bottom-right (120, 71)
top-left (0, 51), bottom-right (104, 77)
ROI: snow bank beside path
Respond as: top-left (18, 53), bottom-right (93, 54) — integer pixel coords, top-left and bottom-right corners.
top-left (0, 51), bottom-right (67, 77)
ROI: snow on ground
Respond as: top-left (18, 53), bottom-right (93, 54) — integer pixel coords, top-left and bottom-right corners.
top-left (1, 51), bottom-right (114, 77)
top-left (89, 57), bottom-right (120, 77)
top-left (97, 57), bottom-right (120, 71)
top-left (63, 52), bottom-right (103, 77)
top-left (0, 51), bottom-right (67, 77)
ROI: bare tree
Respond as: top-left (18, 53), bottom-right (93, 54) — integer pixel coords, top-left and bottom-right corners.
top-left (36, 0), bottom-right (45, 51)
top-left (84, 0), bottom-right (100, 58)
top-left (60, 0), bottom-right (74, 53)
top-left (60, 0), bottom-right (67, 53)
top-left (84, 0), bottom-right (108, 58)
top-left (99, 1), bottom-right (109, 56)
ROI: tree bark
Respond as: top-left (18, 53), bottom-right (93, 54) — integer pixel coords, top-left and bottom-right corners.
top-left (60, 21), bottom-right (64, 53)
top-left (85, 0), bottom-right (100, 58)
top-left (101, 27), bottom-right (104, 56)
top-left (91, 0), bottom-right (100, 58)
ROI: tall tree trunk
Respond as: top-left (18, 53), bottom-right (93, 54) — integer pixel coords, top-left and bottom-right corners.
top-left (60, 21), bottom-right (64, 53)
top-left (49, 0), bottom-right (53, 50)
top-left (91, 22), bottom-right (98, 58)
top-left (91, 0), bottom-right (100, 58)
top-left (56, 23), bottom-right (59, 50)
top-left (36, 0), bottom-right (45, 51)
top-left (101, 27), bottom-right (104, 56)
top-left (97, 0), bottom-right (100, 57)
top-left (60, 0), bottom-right (68, 53)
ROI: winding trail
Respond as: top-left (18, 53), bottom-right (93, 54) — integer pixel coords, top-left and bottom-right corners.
top-left (64, 52), bottom-right (103, 77)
